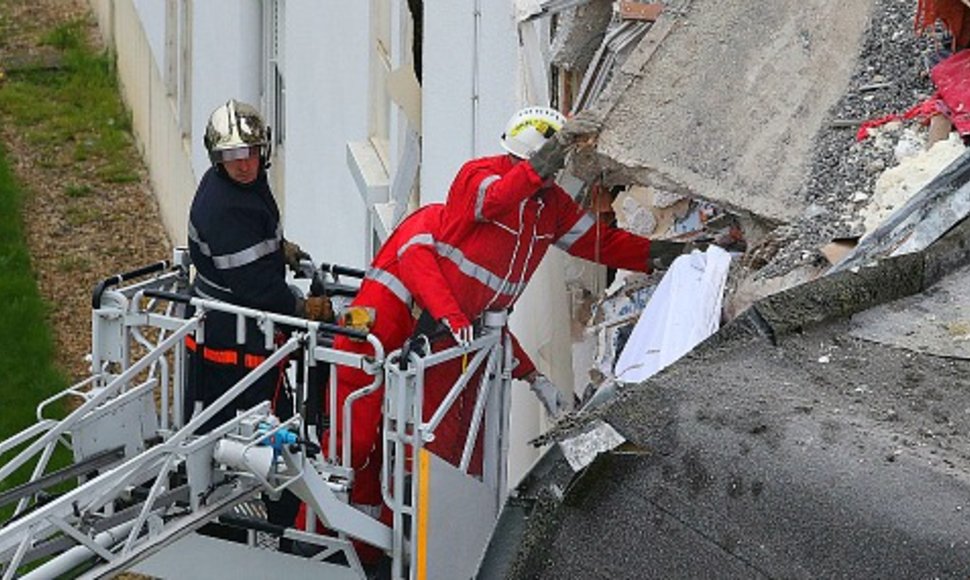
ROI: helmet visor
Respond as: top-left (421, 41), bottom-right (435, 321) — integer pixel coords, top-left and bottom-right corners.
top-left (211, 145), bottom-right (262, 163)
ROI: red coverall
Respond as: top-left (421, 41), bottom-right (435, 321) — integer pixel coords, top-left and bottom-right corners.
top-left (329, 154), bottom-right (653, 510)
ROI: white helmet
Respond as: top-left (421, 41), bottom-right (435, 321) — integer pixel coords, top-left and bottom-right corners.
top-left (500, 106), bottom-right (566, 159)
top-left (204, 99), bottom-right (269, 165)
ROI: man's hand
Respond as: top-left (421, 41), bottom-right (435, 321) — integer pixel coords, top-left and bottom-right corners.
top-left (529, 110), bottom-right (605, 180)
top-left (557, 110), bottom-right (602, 144)
top-left (649, 239), bottom-right (688, 271)
top-left (282, 239), bottom-right (310, 273)
top-left (304, 296), bottom-right (334, 322)
top-left (529, 374), bottom-right (567, 419)
top-left (443, 314), bottom-right (473, 348)
top-left (529, 137), bottom-right (569, 180)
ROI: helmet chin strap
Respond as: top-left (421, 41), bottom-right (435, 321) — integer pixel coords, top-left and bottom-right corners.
top-left (262, 126), bottom-right (273, 170)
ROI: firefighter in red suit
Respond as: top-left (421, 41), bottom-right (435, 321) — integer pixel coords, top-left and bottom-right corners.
top-left (324, 107), bottom-right (689, 523)
top-left (325, 202), bottom-right (545, 507)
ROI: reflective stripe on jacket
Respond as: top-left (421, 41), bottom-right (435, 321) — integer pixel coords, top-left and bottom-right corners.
top-left (432, 154), bottom-right (651, 314)
top-left (187, 166), bottom-right (297, 352)
top-left (185, 335), bottom-right (267, 368)
top-left (187, 166), bottom-right (296, 317)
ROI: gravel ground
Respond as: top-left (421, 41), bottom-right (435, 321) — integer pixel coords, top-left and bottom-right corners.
top-left (752, 0), bottom-right (943, 279)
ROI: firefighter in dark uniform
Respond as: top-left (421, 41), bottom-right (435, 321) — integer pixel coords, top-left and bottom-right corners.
top-left (185, 99), bottom-right (333, 432)
top-left (186, 99), bottom-right (332, 546)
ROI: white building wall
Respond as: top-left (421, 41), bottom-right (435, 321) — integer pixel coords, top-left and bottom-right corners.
top-left (421, 1), bottom-right (519, 203)
top-left (473, 4), bottom-right (522, 156)
top-left (87, 0), bottom-right (194, 244)
top-left (281, 2), bottom-right (370, 268)
top-left (190, 2), bottom-right (264, 182)
top-left (133, 0), bottom-right (165, 66)
top-left (421, 2), bottom-right (474, 203)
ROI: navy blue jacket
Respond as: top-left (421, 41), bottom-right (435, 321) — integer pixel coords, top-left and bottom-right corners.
top-left (187, 166), bottom-right (297, 351)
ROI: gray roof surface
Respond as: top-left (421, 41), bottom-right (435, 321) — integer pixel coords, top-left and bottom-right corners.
top-left (479, 204), bottom-right (970, 578)
top-left (543, 322), bottom-right (970, 578)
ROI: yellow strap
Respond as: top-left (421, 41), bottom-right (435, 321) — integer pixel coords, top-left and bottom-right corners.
top-left (415, 448), bottom-right (431, 580)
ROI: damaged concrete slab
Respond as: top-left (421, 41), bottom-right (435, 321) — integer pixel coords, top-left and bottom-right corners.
top-left (550, 0), bottom-right (614, 73)
top-left (832, 145), bottom-right (970, 273)
top-left (582, 0), bottom-right (875, 223)
top-left (478, 213), bottom-right (970, 579)
top-left (850, 261), bottom-right (970, 359)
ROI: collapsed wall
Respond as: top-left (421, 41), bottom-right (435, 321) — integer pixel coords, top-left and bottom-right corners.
top-left (556, 0), bottom-right (970, 400)
top-left (579, 0), bottom-right (876, 224)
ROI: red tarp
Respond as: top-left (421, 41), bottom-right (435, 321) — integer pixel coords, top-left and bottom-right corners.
top-left (931, 47), bottom-right (970, 134)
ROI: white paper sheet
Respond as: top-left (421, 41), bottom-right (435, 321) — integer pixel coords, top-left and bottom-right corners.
top-left (613, 246), bottom-right (732, 383)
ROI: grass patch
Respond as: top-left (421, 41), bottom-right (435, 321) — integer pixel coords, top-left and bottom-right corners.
top-left (0, 145), bottom-right (68, 434)
top-left (0, 12), bottom-right (141, 528)
top-left (0, 19), bottom-right (133, 182)
top-left (56, 254), bottom-right (91, 273)
top-left (0, 144), bottom-right (70, 505)
top-left (0, 17), bottom-right (96, 518)
top-left (43, 19), bottom-right (85, 50)
top-left (64, 203), bottom-right (100, 226)
top-left (98, 163), bottom-right (139, 184)
top-left (64, 183), bottom-right (92, 198)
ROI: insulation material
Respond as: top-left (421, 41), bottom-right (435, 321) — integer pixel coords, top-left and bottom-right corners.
top-left (861, 132), bottom-right (967, 235)
top-left (613, 246), bottom-right (732, 383)
top-left (616, 193), bottom-right (658, 235)
top-left (613, 185), bottom-right (690, 238)
top-left (613, 185), bottom-right (740, 248)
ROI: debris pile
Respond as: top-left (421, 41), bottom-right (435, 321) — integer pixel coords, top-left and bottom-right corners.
top-left (562, 0), bottom-right (970, 397)
top-left (754, 0), bottom-right (957, 280)
top-left (568, 188), bottom-right (743, 402)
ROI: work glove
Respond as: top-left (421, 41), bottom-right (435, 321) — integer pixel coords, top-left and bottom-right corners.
top-left (302, 295), bottom-right (334, 322)
top-left (442, 313), bottom-right (473, 348)
top-left (558, 110), bottom-right (602, 143)
top-left (529, 374), bottom-right (566, 419)
top-left (282, 239), bottom-right (311, 273)
top-left (341, 305), bottom-right (376, 332)
top-left (649, 239), bottom-right (688, 271)
top-left (528, 135), bottom-right (569, 181)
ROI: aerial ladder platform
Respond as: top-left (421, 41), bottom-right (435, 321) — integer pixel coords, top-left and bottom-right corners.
top-left (0, 249), bottom-right (515, 579)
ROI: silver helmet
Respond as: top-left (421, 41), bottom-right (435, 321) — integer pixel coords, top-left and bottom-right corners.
top-left (203, 99), bottom-right (269, 165)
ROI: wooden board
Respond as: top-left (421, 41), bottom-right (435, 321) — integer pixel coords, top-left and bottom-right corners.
top-left (618, 1), bottom-right (664, 21)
